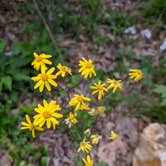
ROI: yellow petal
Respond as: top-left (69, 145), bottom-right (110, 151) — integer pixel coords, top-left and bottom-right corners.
top-left (45, 81), bottom-right (51, 91)
top-left (34, 80), bottom-right (43, 89)
top-left (32, 129), bottom-right (35, 138)
top-left (47, 67), bottom-right (55, 74)
top-left (39, 83), bottom-right (44, 92)
top-left (25, 115), bottom-right (31, 124)
top-left (46, 120), bottom-right (51, 128)
top-left (48, 79), bottom-right (58, 87)
top-left (20, 126), bottom-right (29, 130)
top-left (42, 59), bottom-right (52, 65)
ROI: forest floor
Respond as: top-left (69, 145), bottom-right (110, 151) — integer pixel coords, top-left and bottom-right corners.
top-left (0, 0), bottom-right (165, 166)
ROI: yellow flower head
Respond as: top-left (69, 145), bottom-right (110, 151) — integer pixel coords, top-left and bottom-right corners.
top-left (65, 112), bottom-right (78, 127)
top-left (34, 100), bottom-right (63, 129)
top-left (69, 94), bottom-right (91, 111)
top-left (107, 79), bottom-right (123, 93)
top-left (90, 80), bottom-right (107, 100)
top-left (80, 103), bottom-right (90, 111)
top-left (109, 131), bottom-right (118, 141)
top-left (31, 52), bottom-right (52, 71)
top-left (31, 67), bottom-right (58, 92)
top-left (97, 106), bottom-right (106, 114)
top-left (89, 106), bottom-right (106, 116)
top-left (78, 137), bottom-right (92, 153)
top-left (129, 69), bottom-right (143, 82)
top-left (78, 57), bottom-right (96, 78)
top-left (21, 114), bottom-right (43, 138)
top-left (82, 155), bottom-right (94, 166)
top-left (56, 63), bottom-right (72, 77)
top-left (90, 134), bottom-right (102, 145)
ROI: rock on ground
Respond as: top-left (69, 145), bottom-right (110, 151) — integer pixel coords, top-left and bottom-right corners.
top-left (133, 123), bottom-right (166, 166)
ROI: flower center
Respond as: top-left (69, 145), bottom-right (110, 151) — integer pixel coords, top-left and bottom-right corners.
top-left (137, 71), bottom-right (142, 76)
top-left (29, 124), bottom-right (35, 130)
top-left (36, 56), bottom-right (43, 62)
top-left (43, 111), bottom-right (52, 119)
top-left (112, 80), bottom-right (116, 85)
top-left (41, 74), bottom-right (48, 81)
top-left (77, 96), bottom-right (84, 102)
top-left (80, 142), bottom-right (86, 147)
top-left (85, 62), bottom-right (93, 69)
top-left (61, 66), bottom-right (67, 72)
top-left (97, 85), bottom-right (104, 91)
top-left (70, 115), bottom-right (75, 121)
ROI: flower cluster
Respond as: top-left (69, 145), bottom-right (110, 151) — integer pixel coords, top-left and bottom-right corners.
top-left (21, 52), bottom-right (72, 136)
top-left (21, 52), bottom-right (143, 166)
top-left (77, 129), bottom-right (119, 166)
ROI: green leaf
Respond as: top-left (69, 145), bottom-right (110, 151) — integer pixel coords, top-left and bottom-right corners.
top-left (96, 162), bottom-right (108, 166)
top-left (0, 81), bottom-right (2, 92)
top-left (153, 85), bottom-right (166, 97)
top-left (41, 157), bottom-right (47, 166)
top-left (161, 99), bottom-right (166, 106)
top-left (0, 40), bottom-right (7, 53)
top-left (11, 56), bottom-right (31, 68)
top-left (12, 41), bottom-right (22, 54)
top-left (1, 76), bottom-right (12, 91)
top-left (13, 73), bottom-right (30, 81)
top-left (71, 75), bottom-right (80, 86)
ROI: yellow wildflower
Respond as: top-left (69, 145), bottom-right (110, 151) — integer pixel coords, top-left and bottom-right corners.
top-left (109, 131), bottom-right (118, 141)
top-left (107, 79), bottom-right (122, 93)
top-left (34, 100), bottom-right (63, 129)
top-left (31, 67), bottom-right (58, 92)
top-left (82, 155), bottom-right (94, 166)
top-left (89, 106), bottom-right (106, 116)
top-left (80, 103), bottom-right (90, 111)
top-left (97, 106), bottom-right (106, 114)
top-left (65, 112), bottom-right (78, 127)
top-left (78, 57), bottom-right (96, 78)
top-left (78, 137), bottom-right (92, 153)
top-left (90, 80), bottom-right (107, 100)
top-left (21, 114), bottom-right (43, 138)
top-left (129, 69), bottom-right (143, 82)
top-left (56, 63), bottom-right (72, 77)
top-left (69, 94), bottom-right (91, 111)
top-left (90, 134), bottom-right (102, 145)
top-left (31, 52), bottom-right (52, 71)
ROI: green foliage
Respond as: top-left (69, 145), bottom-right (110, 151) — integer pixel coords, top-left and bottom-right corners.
top-left (103, 8), bottom-right (133, 34)
top-left (96, 163), bottom-right (108, 166)
top-left (0, 29), bottom-right (56, 164)
top-left (143, 105), bottom-right (166, 123)
top-left (153, 85), bottom-right (166, 106)
top-left (9, 142), bottom-right (47, 166)
top-left (0, 102), bottom-right (47, 166)
top-left (141, 0), bottom-right (166, 23)
top-left (117, 47), bottom-right (134, 60)
top-left (67, 111), bottom-right (96, 143)
top-left (71, 74), bottom-right (80, 87)
top-left (152, 59), bottom-right (166, 84)
top-left (19, 0), bottom-right (132, 45)
top-left (0, 40), bottom-right (31, 94)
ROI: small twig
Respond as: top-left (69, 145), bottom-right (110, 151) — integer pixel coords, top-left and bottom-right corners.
top-left (33, 0), bottom-right (55, 43)
top-left (33, 0), bottom-right (62, 57)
